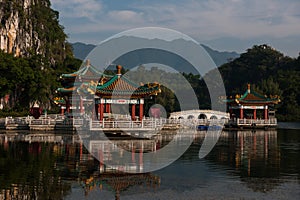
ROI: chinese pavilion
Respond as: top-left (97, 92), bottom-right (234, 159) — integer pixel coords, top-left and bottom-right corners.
top-left (225, 84), bottom-right (280, 120)
top-left (55, 62), bottom-right (161, 122)
top-left (95, 65), bottom-right (161, 121)
top-left (55, 60), bottom-right (110, 115)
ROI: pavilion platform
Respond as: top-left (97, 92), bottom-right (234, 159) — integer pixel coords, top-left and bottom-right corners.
top-left (0, 115), bottom-right (179, 134)
top-left (224, 118), bottom-right (277, 130)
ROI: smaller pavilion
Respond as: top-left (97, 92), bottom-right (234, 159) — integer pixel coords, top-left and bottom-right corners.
top-left (225, 84), bottom-right (280, 120)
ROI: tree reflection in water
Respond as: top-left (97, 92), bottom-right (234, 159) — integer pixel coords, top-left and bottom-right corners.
top-left (204, 130), bottom-right (295, 193)
top-left (0, 139), bottom-right (71, 199)
top-left (0, 133), bottom-right (161, 200)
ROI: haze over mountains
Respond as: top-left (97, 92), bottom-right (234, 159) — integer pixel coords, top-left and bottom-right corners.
top-left (71, 42), bottom-right (239, 68)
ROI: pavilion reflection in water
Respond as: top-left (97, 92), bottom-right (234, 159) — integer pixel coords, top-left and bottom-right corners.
top-left (206, 130), bottom-right (281, 192)
top-left (0, 133), bottom-right (161, 200)
top-left (83, 172), bottom-right (160, 200)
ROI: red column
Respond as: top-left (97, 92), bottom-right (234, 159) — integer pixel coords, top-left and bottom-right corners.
top-left (60, 107), bottom-right (64, 116)
top-left (106, 103), bottom-right (111, 113)
top-left (264, 106), bottom-right (268, 119)
top-left (139, 103), bottom-right (144, 121)
top-left (131, 104), bottom-right (136, 120)
top-left (253, 109), bottom-right (257, 119)
top-left (100, 103), bottom-right (104, 121)
top-left (66, 100), bottom-right (70, 113)
top-left (80, 97), bottom-right (84, 113)
top-left (240, 107), bottom-right (244, 119)
top-left (97, 104), bottom-right (101, 120)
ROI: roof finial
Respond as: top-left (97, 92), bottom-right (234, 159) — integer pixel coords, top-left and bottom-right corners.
top-left (247, 83), bottom-right (251, 93)
top-left (86, 59), bottom-right (90, 67)
top-left (116, 65), bottom-right (122, 77)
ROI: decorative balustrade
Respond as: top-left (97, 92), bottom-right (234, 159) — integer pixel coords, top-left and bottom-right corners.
top-left (90, 118), bottom-right (169, 130)
top-left (1, 115), bottom-right (229, 131)
top-left (236, 118), bottom-right (277, 125)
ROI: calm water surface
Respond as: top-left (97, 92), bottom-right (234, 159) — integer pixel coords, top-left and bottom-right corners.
top-left (0, 128), bottom-right (299, 200)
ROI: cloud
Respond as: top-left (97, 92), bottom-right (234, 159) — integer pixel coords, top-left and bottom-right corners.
top-left (51, 0), bottom-right (300, 56)
top-left (51, 0), bottom-right (103, 20)
top-left (108, 10), bottom-right (145, 24)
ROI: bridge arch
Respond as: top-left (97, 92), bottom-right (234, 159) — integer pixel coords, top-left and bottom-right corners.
top-left (169, 110), bottom-right (229, 120)
top-left (188, 115), bottom-right (195, 119)
top-left (198, 114), bottom-right (207, 119)
top-left (210, 115), bottom-right (218, 119)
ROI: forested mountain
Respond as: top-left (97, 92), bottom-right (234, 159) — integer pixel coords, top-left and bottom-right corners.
top-left (0, 0), bottom-right (80, 113)
top-left (0, 0), bottom-right (71, 60)
top-left (71, 42), bottom-right (240, 67)
top-left (71, 42), bottom-right (96, 60)
top-left (218, 44), bottom-right (300, 121)
top-left (200, 44), bottom-right (239, 66)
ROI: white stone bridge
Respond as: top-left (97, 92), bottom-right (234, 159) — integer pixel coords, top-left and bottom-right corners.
top-left (169, 110), bottom-right (229, 120)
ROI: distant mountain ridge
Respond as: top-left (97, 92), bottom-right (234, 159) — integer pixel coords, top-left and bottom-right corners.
top-left (71, 42), bottom-right (97, 61)
top-left (71, 42), bottom-right (239, 67)
top-left (200, 44), bottom-right (240, 66)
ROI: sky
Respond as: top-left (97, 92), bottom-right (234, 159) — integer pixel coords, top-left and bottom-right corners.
top-left (51, 0), bottom-right (300, 57)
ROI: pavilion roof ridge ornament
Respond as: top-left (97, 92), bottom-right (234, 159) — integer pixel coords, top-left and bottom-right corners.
top-left (86, 59), bottom-right (90, 67)
top-left (116, 65), bottom-right (122, 78)
top-left (247, 83), bottom-right (251, 93)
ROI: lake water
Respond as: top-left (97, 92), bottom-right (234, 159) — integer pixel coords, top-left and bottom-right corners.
top-left (0, 128), bottom-right (299, 200)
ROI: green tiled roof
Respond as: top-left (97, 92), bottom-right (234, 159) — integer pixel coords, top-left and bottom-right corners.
top-left (61, 63), bottom-right (112, 79)
top-left (96, 74), bottom-right (161, 98)
top-left (225, 84), bottom-right (280, 105)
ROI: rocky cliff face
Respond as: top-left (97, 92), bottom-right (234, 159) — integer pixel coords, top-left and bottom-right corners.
top-left (0, 0), bottom-right (68, 61)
